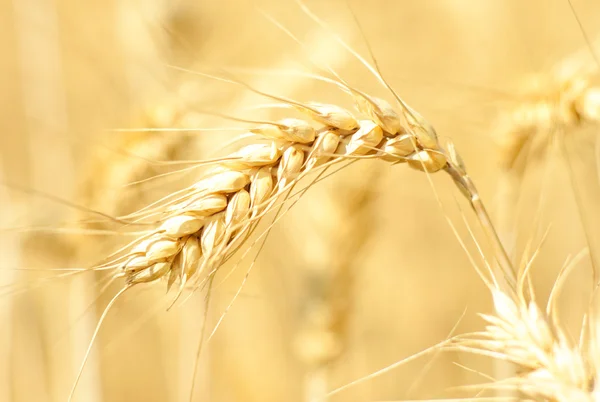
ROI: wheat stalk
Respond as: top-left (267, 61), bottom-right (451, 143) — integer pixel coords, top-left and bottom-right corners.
top-left (0, 163), bottom-right (21, 402)
top-left (291, 169), bottom-right (379, 402)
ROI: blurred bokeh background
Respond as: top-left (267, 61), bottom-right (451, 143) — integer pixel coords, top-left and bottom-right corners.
top-left (1, 0), bottom-right (600, 401)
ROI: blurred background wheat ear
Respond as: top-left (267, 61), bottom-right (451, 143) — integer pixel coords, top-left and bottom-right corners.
top-left (1, 1), bottom-right (600, 401)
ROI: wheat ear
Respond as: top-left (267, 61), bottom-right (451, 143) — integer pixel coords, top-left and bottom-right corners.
top-left (68, 76), bottom-right (523, 401)
top-left (494, 38), bottom-right (600, 273)
top-left (99, 85), bottom-right (518, 300)
top-left (66, 2), bottom-right (525, 398)
top-left (452, 250), bottom-right (599, 402)
top-left (68, 69), bottom-right (503, 399)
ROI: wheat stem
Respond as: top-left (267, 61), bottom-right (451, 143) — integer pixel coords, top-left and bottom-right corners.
top-left (445, 163), bottom-right (517, 294)
top-left (0, 164), bottom-right (19, 402)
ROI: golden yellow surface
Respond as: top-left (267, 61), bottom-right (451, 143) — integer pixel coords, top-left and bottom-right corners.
top-left (1, 1), bottom-right (599, 401)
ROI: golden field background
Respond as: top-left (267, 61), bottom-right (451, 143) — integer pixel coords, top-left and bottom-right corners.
top-left (1, 0), bottom-right (600, 401)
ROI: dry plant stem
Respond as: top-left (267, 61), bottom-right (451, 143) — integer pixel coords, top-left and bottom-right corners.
top-left (116, 0), bottom-right (169, 102)
top-left (291, 172), bottom-right (379, 402)
top-left (0, 165), bottom-right (19, 402)
top-left (12, 1), bottom-right (102, 398)
top-left (305, 367), bottom-right (327, 402)
top-left (495, 172), bottom-right (520, 263)
top-left (445, 163), bottom-right (517, 294)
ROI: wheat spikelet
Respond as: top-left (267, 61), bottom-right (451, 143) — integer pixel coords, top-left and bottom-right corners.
top-left (485, 32), bottom-right (600, 398)
top-left (493, 37), bottom-right (600, 244)
top-left (453, 261), bottom-right (599, 402)
top-left (78, 102), bottom-right (197, 223)
top-left (491, 35), bottom-right (600, 288)
top-left (465, 34), bottom-right (600, 390)
top-left (496, 55), bottom-right (600, 175)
